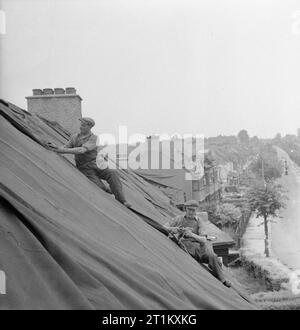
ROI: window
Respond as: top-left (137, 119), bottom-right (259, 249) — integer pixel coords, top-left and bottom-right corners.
top-left (192, 180), bottom-right (200, 191)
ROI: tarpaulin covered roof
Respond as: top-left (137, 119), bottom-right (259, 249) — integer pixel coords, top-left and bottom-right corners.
top-left (135, 169), bottom-right (186, 191)
top-left (0, 99), bottom-right (256, 309)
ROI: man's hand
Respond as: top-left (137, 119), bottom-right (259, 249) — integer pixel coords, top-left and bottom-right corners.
top-left (46, 142), bottom-right (65, 153)
top-left (168, 227), bottom-right (180, 235)
top-left (47, 143), bottom-right (64, 153)
top-left (46, 142), bottom-right (58, 149)
top-left (182, 227), bottom-right (194, 237)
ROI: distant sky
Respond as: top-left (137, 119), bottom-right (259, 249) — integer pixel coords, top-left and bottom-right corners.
top-left (1, 0), bottom-right (300, 139)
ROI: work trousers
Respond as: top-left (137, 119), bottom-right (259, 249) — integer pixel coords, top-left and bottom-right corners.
top-left (78, 164), bottom-right (126, 203)
top-left (180, 238), bottom-right (225, 282)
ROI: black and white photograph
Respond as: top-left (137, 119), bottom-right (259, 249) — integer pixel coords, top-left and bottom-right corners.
top-left (1, 0), bottom-right (300, 314)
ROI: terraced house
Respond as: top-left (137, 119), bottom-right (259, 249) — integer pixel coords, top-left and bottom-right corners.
top-left (0, 89), bottom-right (256, 309)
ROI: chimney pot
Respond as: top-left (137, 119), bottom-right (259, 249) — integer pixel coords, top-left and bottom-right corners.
top-left (43, 88), bottom-right (54, 95)
top-left (66, 87), bottom-right (76, 94)
top-left (54, 88), bottom-right (65, 95)
top-left (32, 89), bottom-right (43, 96)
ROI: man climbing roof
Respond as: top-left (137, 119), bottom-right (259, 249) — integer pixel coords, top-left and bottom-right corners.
top-left (164, 199), bottom-right (231, 287)
top-left (48, 117), bottom-right (131, 208)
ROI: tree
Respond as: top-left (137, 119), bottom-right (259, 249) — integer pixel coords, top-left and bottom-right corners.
top-left (250, 136), bottom-right (260, 145)
top-left (238, 130), bottom-right (250, 145)
top-left (204, 150), bottom-right (215, 168)
top-left (276, 137), bottom-right (300, 168)
top-left (274, 133), bottom-right (282, 141)
top-left (246, 182), bottom-right (286, 257)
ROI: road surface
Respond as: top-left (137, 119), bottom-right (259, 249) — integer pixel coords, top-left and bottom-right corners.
top-left (271, 147), bottom-right (300, 270)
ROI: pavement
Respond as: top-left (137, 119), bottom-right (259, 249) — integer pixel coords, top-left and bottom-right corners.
top-left (271, 147), bottom-right (300, 270)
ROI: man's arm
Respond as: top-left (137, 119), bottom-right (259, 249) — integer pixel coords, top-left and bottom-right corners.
top-left (164, 223), bottom-right (208, 243)
top-left (164, 218), bottom-right (181, 234)
top-left (54, 147), bottom-right (87, 155)
top-left (48, 135), bottom-right (92, 155)
top-left (47, 142), bottom-right (87, 155)
top-left (183, 230), bottom-right (207, 243)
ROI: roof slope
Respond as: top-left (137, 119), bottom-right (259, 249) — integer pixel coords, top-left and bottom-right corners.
top-left (0, 100), bottom-right (256, 309)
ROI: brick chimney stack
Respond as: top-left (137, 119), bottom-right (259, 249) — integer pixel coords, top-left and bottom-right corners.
top-left (26, 87), bottom-right (82, 134)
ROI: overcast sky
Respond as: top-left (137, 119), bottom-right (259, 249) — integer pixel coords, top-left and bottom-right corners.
top-left (1, 0), bottom-right (300, 139)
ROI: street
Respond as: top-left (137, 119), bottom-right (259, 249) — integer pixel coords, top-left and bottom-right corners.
top-left (272, 147), bottom-right (300, 270)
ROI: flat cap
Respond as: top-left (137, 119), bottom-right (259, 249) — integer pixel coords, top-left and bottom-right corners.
top-left (184, 200), bottom-right (199, 208)
top-left (79, 117), bottom-right (95, 127)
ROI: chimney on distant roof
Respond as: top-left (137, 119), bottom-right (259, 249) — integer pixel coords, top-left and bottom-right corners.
top-left (26, 87), bottom-right (82, 134)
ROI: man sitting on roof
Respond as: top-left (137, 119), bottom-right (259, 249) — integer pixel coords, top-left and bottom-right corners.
top-left (48, 117), bottom-right (131, 208)
top-left (164, 200), bottom-right (231, 287)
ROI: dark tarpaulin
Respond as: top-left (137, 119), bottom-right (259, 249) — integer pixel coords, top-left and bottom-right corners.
top-left (0, 101), bottom-right (257, 309)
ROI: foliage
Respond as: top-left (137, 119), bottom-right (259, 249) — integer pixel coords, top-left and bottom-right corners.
top-left (250, 158), bottom-right (282, 181)
top-left (250, 136), bottom-right (260, 145)
top-left (274, 133), bottom-right (282, 141)
top-left (250, 145), bottom-right (283, 181)
top-left (240, 253), bottom-right (290, 291)
top-left (214, 203), bottom-right (242, 227)
top-left (246, 181), bottom-right (286, 257)
top-left (251, 290), bottom-right (300, 310)
top-left (204, 150), bottom-right (215, 168)
top-left (238, 130), bottom-right (250, 145)
top-left (202, 202), bottom-right (242, 229)
top-left (246, 182), bottom-right (286, 220)
top-left (274, 136), bottom-right (300, 168)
